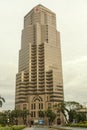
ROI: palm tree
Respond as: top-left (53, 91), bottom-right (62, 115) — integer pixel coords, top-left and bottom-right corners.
top-left (0, 96), bottom-right (5, 107)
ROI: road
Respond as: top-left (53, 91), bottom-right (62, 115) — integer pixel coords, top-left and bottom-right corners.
top-left (61, 127), bottom-right (87, 130)
top-left (23, 126), bottom-right (87, 130)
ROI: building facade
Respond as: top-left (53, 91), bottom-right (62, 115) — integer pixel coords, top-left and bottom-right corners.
top-left (15, 4), bottom-right (64, 124)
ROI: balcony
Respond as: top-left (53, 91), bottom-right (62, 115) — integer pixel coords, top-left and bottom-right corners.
top-left (39, 71), bottom-right (44, 75)
top-left (46, 88), bottom-right (53, 91)
top-left (46, 85), bottom-right (53, 89)
top-left (38, 85), bottom-right (44, 88)
top-left (38, 78), bottom-right (44, 81)
top-left (37, 88), bottom-right (45, 91)
top-left (46, 77), bottom-right (53, 80)
top-left (46, 80), bottom-right (53, 84)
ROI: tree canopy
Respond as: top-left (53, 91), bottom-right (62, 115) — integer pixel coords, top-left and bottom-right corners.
top-left (65, 101), bottom-right (83, 110)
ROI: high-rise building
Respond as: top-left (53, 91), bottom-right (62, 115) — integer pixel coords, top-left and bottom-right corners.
top-left (15, 4), bottom-right (64, 124)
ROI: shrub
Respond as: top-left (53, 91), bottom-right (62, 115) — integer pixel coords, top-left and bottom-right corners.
top-left (0, 125), bottom-right (25, 130)
top-left (70, 123), bottom-right (87, 128)
top-left (12, 125), bottom-right (25, 130)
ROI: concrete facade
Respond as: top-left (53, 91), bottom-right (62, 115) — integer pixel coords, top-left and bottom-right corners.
top-left (15, 4), bottom-right (64, 124)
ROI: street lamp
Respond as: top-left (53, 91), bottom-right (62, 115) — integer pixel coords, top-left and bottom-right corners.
top-left (7, 118), bottom-right (9, 126)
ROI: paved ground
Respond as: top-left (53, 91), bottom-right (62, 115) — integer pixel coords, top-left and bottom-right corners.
top-left (23, 126), bottom-right (49, 130)
top-left (23, 126), bottom-right (72, 130)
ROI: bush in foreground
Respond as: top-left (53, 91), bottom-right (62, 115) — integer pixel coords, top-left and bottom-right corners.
top-left (70, 123), bottom-right (87, 128)
top-left (0, 125), bottom-right (25, 130)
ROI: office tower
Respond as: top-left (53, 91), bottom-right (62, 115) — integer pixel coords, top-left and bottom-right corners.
top-left (15, 4), bottom-right (64, 124)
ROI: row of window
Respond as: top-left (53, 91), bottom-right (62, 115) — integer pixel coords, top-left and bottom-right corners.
top-left (31, 111), bottom-right (44, 117)
top-left (31, 103), bottom-right (43, 110)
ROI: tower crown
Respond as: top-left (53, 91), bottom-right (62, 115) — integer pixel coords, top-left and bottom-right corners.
top-left (24, 4), bottom-right (55, 19)
top-left (24, 4), bottom-right (56, 28)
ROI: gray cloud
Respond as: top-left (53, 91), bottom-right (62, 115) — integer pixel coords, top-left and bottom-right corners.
top-left (0, 63), bottom-right (17, 110)
top-left (63, 56), bottom-right (87, 103)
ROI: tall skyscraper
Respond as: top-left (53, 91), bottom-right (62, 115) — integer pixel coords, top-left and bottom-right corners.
top-left (15, 4), bottom-right (64, 124)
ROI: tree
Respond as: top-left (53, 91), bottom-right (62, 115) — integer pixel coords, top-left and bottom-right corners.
top-left (65, 101), bottom-right (83, 123)
top-left (54, 102), bottom-right (69, 123)
top-left (68, 109), bottom-right (77, 123)
top-left (0, 96), bottom-right (5, 107)
top-left (39, 110), bottom-right (45, 118)
top-left (53, 101), bottom-right (83, 124)
top-left (0, 110), bottom-right (11, 126)
top-left (76, 112), bottom-right (86, 122)
top-left (20, 110), bottom-right (29, 125)
top-left (0, 112), bottom-right (7, 126)
top-left (45, 109), bottom-right (56, 125)
top-left (65, 101), bottom-right (83, 110)
top-left (10, 110), bottom-right (20, 125)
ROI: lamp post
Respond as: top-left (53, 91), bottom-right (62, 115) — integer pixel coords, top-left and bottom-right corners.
top-left (7, 118), bottom-right (9, 126)
top-left (85, 103), bottom-right (87, 120)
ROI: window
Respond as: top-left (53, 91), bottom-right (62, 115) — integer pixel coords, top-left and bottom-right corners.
top-left (34, 103), bottom-right (36, 109)
top-left (46, 39), bottom-right (48, 43)
top-left (39, 103), bottom-right (43, 109)
top-left (39, 103), bottom-right (40, 109)
top-left (41, 103), bottom-right (43, 109)
top-left (34, 111), bottom-right (36, 117)
top-left (31, 111), bottom-right (33, 117)
top-left (31, 104), bottom-right (33, 109)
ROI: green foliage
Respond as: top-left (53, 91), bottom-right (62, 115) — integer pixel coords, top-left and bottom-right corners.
top-left (54, 102), bottom-right (69, 123)
top-left (0, 96), bottom-right (5, 107)
top-left (18, 109), bottom-right (29, 125)
top-left (0, 125), bottom-right (25, 130)
top-left (9, 109), bottom-right (29, 125)
top-left (12, 125), bottom-right (25, 130)
top-left (0, 112), bottom-right (7, 126)
top-left (39, 110), bottom-right (45, 118)
top-left (0, 126), bottom-right (12, 130)
top-left (65, 101), bottom-right (83, 110)
top-left (45, 109), bottom-right (56, 125)
top-left (65, 101), bottom-right (85, 123)
top-left (76, 113), bottom-right (86, 122)
top-left (0, 109), bottom-right (29, 126)
top-left (70, 123), bottom-right (87, 128)
top-left (54, 101), bottom-right (85, 124)
top-left (68, 109), bottom-right (77, 122)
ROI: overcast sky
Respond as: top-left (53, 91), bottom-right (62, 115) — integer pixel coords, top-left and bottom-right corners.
top-left (0, 0), bottom-right (87, 110)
